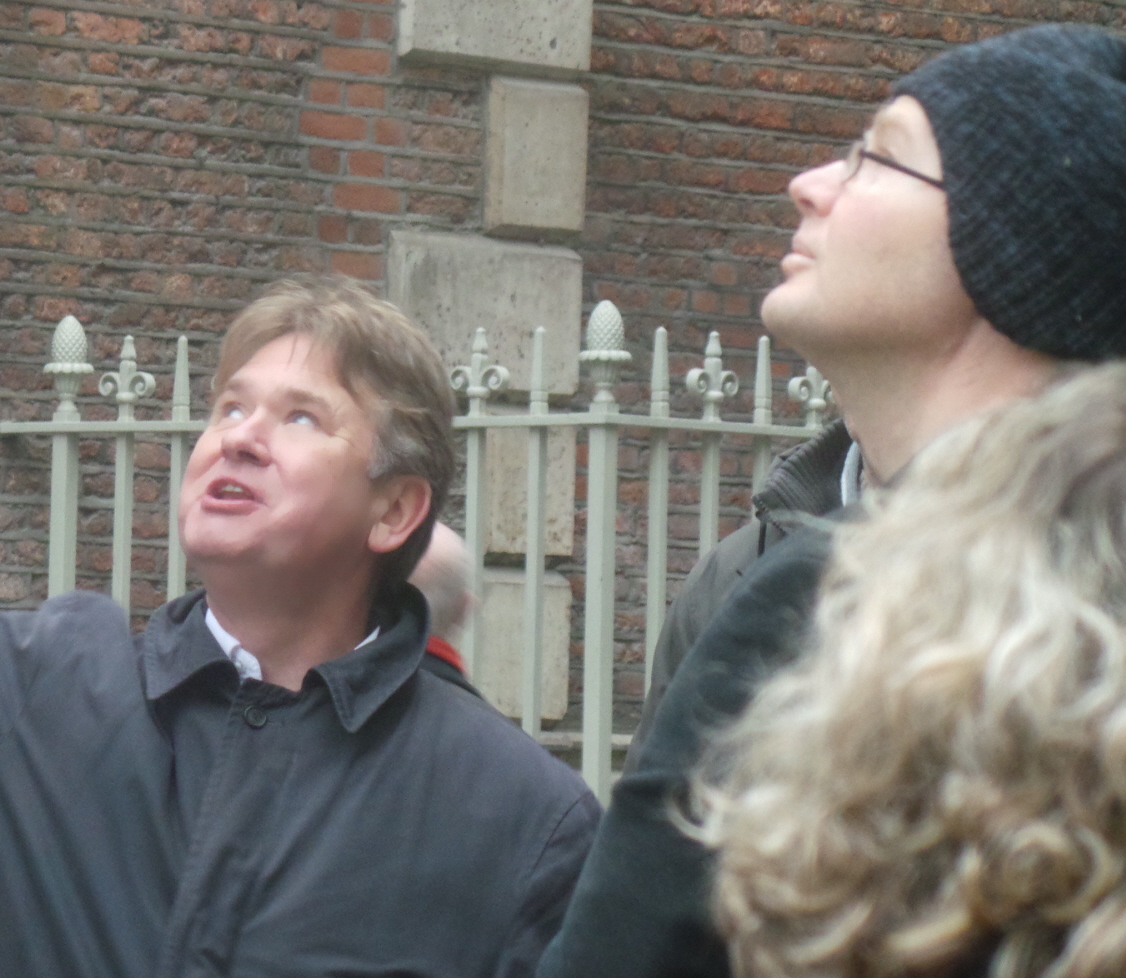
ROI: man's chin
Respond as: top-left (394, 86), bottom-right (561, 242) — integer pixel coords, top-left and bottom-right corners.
top-left (759, 292), bottom-right (800, 350)
top-left (182, 540), bottom-right (258, 575)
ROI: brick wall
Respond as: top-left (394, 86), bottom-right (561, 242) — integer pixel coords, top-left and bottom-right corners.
top-left (0, 0), bottom-right (486, 407)
top-left (1, 0), bottom-right (1123, 722)
top-left (0, 0), bottom-right (488, 612)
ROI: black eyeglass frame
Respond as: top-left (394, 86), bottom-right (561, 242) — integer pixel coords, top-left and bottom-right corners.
top-left (842, 139), bottom-right (945, 190)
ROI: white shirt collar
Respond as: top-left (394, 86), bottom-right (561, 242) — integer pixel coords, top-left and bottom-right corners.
top-left (205, 608), bottom-right (263, 681)
top-left (839, 440), bottom-right (863, 507)
top-left (204, 607), bottom-right (381, 684)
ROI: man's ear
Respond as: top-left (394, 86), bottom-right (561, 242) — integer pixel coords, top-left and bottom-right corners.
top-left (367, 475), bottom-right (433, 555)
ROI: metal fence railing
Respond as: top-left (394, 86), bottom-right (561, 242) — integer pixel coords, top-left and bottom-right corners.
top-left (0, 300), bottom-right (829, 801)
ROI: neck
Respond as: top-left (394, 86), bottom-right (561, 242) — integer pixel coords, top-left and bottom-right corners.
top-left (201, 565), bottom-right (379, 691)
top-left (823, 325), bottom-right (1061, 484)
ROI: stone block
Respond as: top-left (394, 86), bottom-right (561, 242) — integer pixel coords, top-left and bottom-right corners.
top-left (484, 407), bottom-right (575, 556)
top-left (398, 0), bottom-right (592, 75)
top-left (387, 230), bottom-right (582, 395)
top-left (485, 78), bottom-right (588, 238)
top-left (475, 568), bottom-right (572, 721)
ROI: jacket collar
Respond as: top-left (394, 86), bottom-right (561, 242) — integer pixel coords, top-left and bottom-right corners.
top-left (140, 585), bottom-right (429, 734)
top-left (753, 417), bottom-right (852, 524)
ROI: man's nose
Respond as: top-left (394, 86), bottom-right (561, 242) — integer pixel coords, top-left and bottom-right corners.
top-left (788, 158), bottom-right (847, 217)
top-left (220, 410), bottom-right (272, 465)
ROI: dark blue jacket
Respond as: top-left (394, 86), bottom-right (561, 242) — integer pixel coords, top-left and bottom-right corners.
top-left (0, 587), bottom-right (600, 978)
top-left (537, 524), bottom-right (835, 978)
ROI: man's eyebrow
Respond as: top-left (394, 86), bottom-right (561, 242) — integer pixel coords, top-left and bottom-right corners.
top-left (217, 377), bottom-right (337, 414)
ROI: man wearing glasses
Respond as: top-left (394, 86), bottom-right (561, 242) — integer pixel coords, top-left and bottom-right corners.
top-left (543, 22), bottom-right (1126, 978)
top-left (624, 98), bottom-right (962, 775)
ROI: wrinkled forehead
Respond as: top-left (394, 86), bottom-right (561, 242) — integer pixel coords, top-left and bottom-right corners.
top-left (215, 327), bottom-right (372, 407)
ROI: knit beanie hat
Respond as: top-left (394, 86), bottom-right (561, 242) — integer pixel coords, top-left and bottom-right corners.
top-left (893, 24), bottom-right (1126, 362)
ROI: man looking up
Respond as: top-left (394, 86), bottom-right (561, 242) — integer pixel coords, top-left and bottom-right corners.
top-left (627, 21), bottom-right (1126, 766)
top-left (0, 275), bottom-right (599, 978)
top-left (539, 23), bottom-right (1126, 978)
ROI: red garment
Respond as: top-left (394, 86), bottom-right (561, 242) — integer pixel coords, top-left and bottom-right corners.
top-left (425, 636), bottom-right (466, 676)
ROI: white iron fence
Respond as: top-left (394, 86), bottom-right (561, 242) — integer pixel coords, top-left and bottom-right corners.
top-left (0, 300), bottom-right (829, 801)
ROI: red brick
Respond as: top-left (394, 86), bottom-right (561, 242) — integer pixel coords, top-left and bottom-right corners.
top-left (33, 296), bottom-right (78, 321)
top-left (2, 189), bottom-right (30, 214)
top-left (346, 83), bottom-right (385, 109)
top-left (333, 182), bottom-right (400, 213)
top-left (351, 219), bottom-right (384, 246)
top-left (308, 145), bottom-right (340, 174)
top-left (308, 78), bottom-right (342, 104)
top-left (160, 93), bottom-right (210, 123)
top-left (729, 166), bottom-right (789, 194)
top-left (0, 80), bottom-right (34, 107)
top-left (373, 117), bottom-right (407, 146)
top-left (412, 123), bottom-right (479, 155)
top-left (668, 22), bottom-right (726, 50)
top-left (300, 110), bottom-right (365, 141)
top-left (708, 262), bottom-right (738, 287)
top-left (13, 116), bottom-right (53, 143)
top-left (323, 46), bottom-right (390, 75)
top-left (160, 131), bottom-right (198, 158)
top-left (46, 264), bottom-right (82, 288)
top-left (256, 34), bottom-right (315, 60)
top-left (318, 214), bottom-right (347, 243)
top-left (298, 4), bottom-right (332, 30)
top-left (664, 160), bottom-right (727, 189)
top-left (331, 250), bottom-right (382, 279)
top-left (347, 150), bottom-right (384, 177)
top-left (247, 0), bottom-right (280, 24)
top-left (73, 12), bottom-right (146, 44)
top-left (721, 293), bottom-right (752, 317)
top-left (369, 13), bottom-right (394, 41)
top-left (405, 192), bottom-right (472, 222)
top-left (29, 8), bottom-right (66, 34)
top-left (335, 10), bottom-right (362, 38)
top-left (690, 290), bottom-right (718, 315)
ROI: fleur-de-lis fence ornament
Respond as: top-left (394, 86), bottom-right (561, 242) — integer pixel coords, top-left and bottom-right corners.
top-left (99, 335), bottom-right (156, 421)
top-left (686, 331), bottom-right (738, 421)
top-left (44, 315), bottom-right (94, 422)
top-left (787, 366), bottom-right (832, 427)
top-left (579, 300), bottom-right (631, 405)
top-left (450, 328), bottom-right (510, 412)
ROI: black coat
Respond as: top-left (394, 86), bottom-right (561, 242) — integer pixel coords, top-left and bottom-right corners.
top-left (625, 418), bottom-right (852, 771)
top-left (0, 587), bottom-right (600, 978)
top-left (537, 524), bottom-right (836, 978)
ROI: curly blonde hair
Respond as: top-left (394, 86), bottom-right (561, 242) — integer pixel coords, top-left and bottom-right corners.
top-left (700, 362), bottom-right (1126, 978)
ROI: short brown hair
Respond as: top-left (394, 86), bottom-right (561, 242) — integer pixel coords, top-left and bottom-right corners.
top-left (214, 274), bottom-right (455, 588)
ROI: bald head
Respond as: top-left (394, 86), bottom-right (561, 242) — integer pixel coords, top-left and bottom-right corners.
top-left (408, 522), bottom-right (473, 642)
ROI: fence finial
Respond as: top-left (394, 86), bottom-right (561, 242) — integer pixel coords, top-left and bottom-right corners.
top-left (686, 330), bottom-right (738, 422)
top-left (99, 335), bottom-right (156, 422)
top-left (649, 327), bottom-right (669, 419)
top-left (44, 315), bottom-right (94, 422)
top-left (788, 366), bottom-right (832, 427)
top-left (450, 328), bottom-right (510, 414)
top-left (580, 300), bottom-right (630, 405)
top-left (753, 334), bottom-right (773, 425)
top-left (171, 336), bottom-right (191, 423)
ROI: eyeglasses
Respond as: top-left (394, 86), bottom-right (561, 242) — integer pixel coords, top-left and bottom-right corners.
top-left (841, 139), bottom-right (945, 190)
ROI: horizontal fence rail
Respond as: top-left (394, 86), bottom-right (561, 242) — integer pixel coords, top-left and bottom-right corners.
top-left (0, 302), bottom-right (828, 801)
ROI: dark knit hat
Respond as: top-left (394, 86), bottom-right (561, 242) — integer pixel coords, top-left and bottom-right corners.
top-left (893, 24), bottom-right (1126, 362)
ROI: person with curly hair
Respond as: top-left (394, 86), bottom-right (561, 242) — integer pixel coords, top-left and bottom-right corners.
top-left (704, 361), bottom-right (1126, 978)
